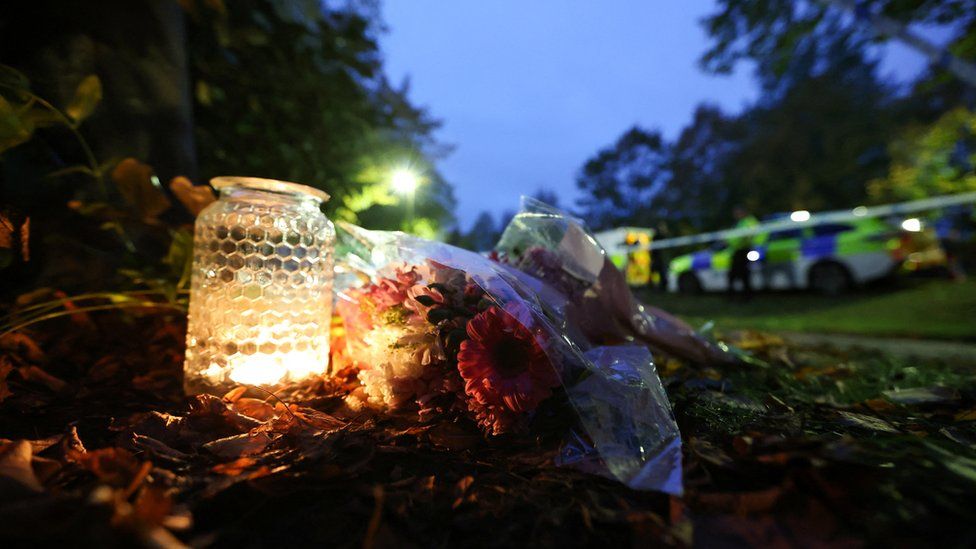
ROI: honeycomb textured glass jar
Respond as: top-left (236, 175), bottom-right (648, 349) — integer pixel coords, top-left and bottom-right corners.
top-left (183, 177), bottom-right (335, 394)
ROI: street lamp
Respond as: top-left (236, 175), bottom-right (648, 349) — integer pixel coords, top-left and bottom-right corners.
top-left (391, 168), bottom-right (419, 195)
top-left (391, 167), bottom-right (420, 227)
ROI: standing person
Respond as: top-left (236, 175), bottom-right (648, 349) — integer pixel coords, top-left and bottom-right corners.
top-left (943, 205), bottom-right (976, 281)
top-left (652, 222), bottom-right (670, 292)
top-left (727, 206), bottom-right (763, 300)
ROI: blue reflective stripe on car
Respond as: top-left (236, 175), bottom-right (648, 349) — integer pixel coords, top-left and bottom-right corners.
top-left (692, 252), bottom-right (712, 270)
top-left (801, 234), bottom-right (837, 259)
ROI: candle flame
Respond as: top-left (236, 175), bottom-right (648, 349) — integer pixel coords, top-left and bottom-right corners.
top-left (228, 355), bottom-right (288, 385)
top-left (223, 348), bottom-right (324, 386)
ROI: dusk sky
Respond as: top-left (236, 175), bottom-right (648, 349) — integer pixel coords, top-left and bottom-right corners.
top-left (381, 1), bottom-right (937, 228)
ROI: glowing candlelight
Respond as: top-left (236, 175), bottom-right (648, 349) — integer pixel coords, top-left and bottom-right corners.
top-left (183, 177), bottom-right (335, 394)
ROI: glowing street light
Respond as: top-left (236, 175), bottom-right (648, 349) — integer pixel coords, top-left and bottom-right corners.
top-left (391, 167), bottom-right (421, 228)
top-left (790, 210), bottom-right (811, 222)
top-left (746, 250), bottom-right (761, 262)
top-left (391, 168), bottom-right (419, 195)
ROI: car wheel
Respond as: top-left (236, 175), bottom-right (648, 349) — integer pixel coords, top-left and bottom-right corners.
top-left (677, 272), bottom-right (702, 294)
top-left (809, 262), bottom-right (852, 296)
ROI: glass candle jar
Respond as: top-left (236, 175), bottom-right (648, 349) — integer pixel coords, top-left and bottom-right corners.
top-left (183, 176), bottom-right (335, 394)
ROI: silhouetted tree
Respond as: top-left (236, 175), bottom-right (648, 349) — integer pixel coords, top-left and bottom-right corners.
top-left (700, 0), bottom-right (976, 92)
top-left (185, 0), bottom-right (455, 233)
top-left (575, 127), bottom-right (669, 230)
top-left (576, 36), bottom-right (906, 233)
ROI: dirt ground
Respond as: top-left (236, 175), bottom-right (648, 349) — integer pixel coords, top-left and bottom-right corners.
top-left (1, 310), bottom-right (975, 547)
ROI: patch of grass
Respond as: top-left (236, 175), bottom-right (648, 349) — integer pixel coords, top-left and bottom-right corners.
top-left (639, 279), bottom-right (976, 340)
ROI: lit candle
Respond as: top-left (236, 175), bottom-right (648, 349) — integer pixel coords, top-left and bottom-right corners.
top-left (183, 177), bottom-right (335, 394)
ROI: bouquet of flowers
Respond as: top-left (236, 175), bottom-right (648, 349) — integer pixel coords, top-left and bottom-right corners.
top-left (494, 198), bottom-right (735, 366)
top-left (335, 258), bottom-right (561, 435)
top-left (331, 200), bottom-right (734, 493)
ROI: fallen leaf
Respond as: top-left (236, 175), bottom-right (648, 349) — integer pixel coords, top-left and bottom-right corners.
top-left (836, 411), bottom-right (899, 433)
top-left (734, 331), bottom-right (785, 350)
top-left (452, 475), bottom-right (475, 509)
top-left (211, 457), bottom-right (257, 476)
top-left (17, 365), bottom-right (68, 393)
top-left (0, 440), bottom-right (43, 492)
top-left (222, 386), bottom-right (248, 403)
top-left (0, 358), bottom-right (13, 403)
top-left (0, 332), bottom-right (45, 362)
top-left (69, 447), bottom-right (147, 488)
top-left (689, 437), bottom-right (735, 468)
top-left (694, 484), bottom-right (785, 514)
top-left (0, 209), bottom-right (29, 262)
top-left (186, 394), bottom-right (264, 434)
top-left (268, 404), bottom-right (345, 434)
top-left (30, 455), bottom-right (61, 484)
top-left (169, 176), bottom-right (215, 216)
top-left (111, 158), bottom-right (171, 222)
top-left (60, 426), bottom-right (87, 457)
top-left (129, 434), bottom-right (190, 461)
top-left (940, 427), bottom-right (976, 447)
top-left (203, 432), bottom-right (271, 458)
top-left (232, 398), bottom-right (276, 422)
top-left (883, 386), bottom-right (960, 405)
top-left (133, 485), bottom-right (174, 527)
top-left (955, 409), bottom-right (976, 422)
top-left (863, 398), bottom-right (896, 412)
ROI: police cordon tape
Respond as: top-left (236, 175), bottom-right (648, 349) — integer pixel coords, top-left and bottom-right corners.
top-left (641, 191), bottom-right (976, 252)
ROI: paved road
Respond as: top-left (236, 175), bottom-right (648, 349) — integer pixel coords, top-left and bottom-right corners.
top-left (780, 332), bottom-right (976, 364)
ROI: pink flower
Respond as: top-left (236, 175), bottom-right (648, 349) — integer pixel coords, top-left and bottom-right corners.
top-left (457, 305), bottom-right (560, 434)
top-left (404, 283), bottom-right (447, 317)
top-left (415, 363), bottom-right (465, 422)
top-left (366, 265), bottom-right (421, 312)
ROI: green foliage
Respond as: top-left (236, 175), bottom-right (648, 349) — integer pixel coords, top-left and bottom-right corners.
top-left (700, 0), bottom-right (976, 90)
top-left (0, 65), bottom-right (111, 259)
top-left (724, 54), bottom-right (894, 215)
top-left (0, 66), bottom-right (102, 160)
top-left (63, 75), bottom-right (102, 126)
top-left (869, 107), bottom-right (976, 201)
top-left (571, 1), bottom-right (975, 235)
top-left (647, 105), bottom-right (745, 231)
top-left (0, 96), bottom-right (34, 152)
top-left (576, 44), bottom-right (896, 233)
top-left (575, 127), bottom-right (669, 230)
top-left (0, 65), bottom-right (191, 293)
top-left (184, 0), bottom-right (455, 234)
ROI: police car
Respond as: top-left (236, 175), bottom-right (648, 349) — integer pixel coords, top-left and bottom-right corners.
top-left (667, 216), bottom-right (942, 295)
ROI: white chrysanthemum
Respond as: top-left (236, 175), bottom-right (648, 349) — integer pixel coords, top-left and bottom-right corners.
top-left (354, 323), bottom-right (444, 408)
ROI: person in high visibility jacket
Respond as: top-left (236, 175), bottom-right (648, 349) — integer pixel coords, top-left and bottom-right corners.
top-left (727, 206), bottom-right (765, 299)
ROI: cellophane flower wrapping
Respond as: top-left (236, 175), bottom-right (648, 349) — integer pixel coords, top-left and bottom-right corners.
top-left (333, 201), bottom-right (707, 494)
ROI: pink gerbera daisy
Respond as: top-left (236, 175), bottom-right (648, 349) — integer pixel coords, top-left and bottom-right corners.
top-left (457, 305), bottom-right (560, 434)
